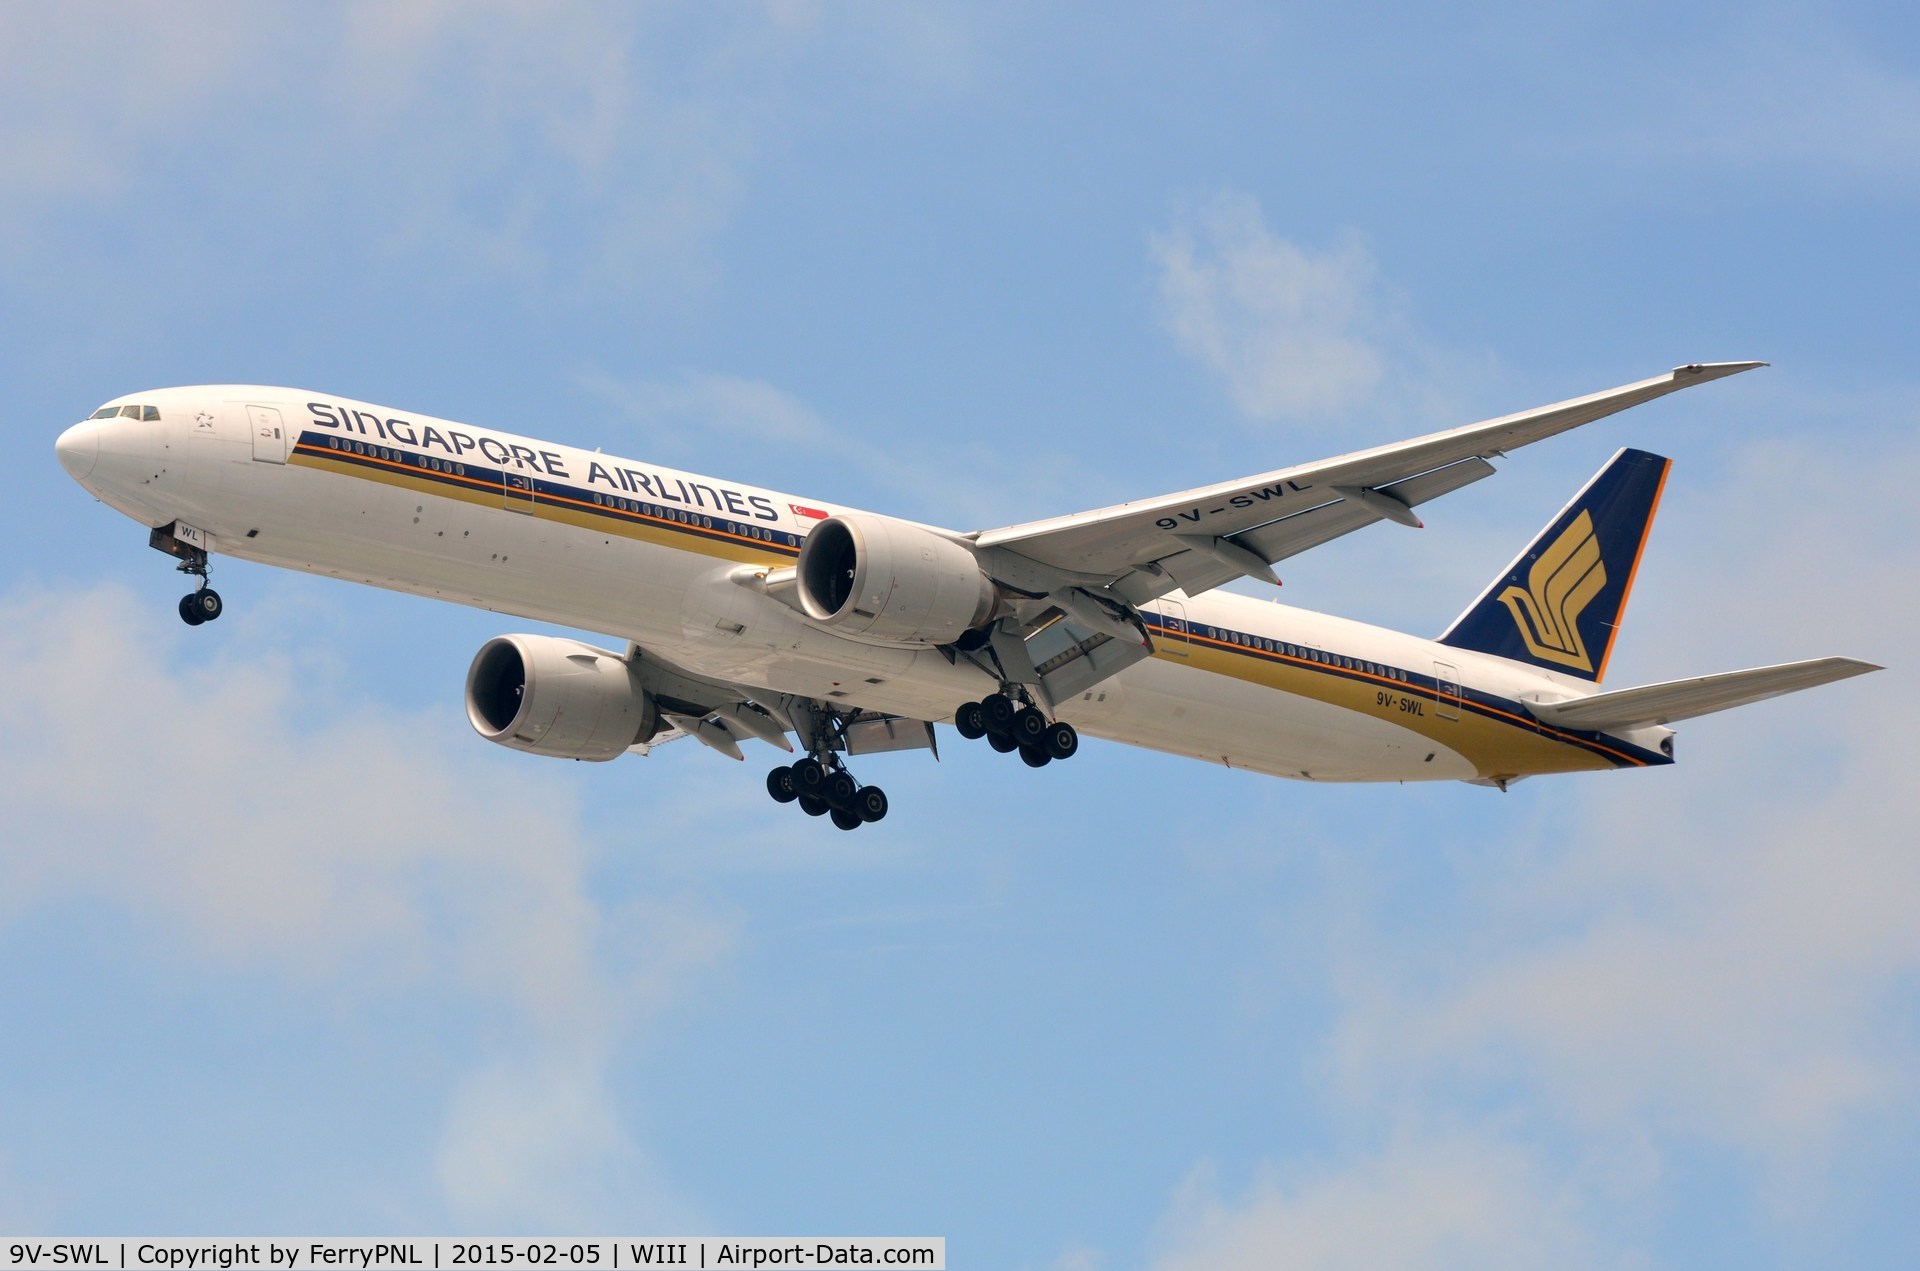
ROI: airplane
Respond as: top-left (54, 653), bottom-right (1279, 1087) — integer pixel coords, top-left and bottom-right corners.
top-left (54, 361), bottom-right (1879, 829)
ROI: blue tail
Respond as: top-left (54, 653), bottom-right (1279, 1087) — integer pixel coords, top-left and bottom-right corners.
top-left (1439, 447), bottom-right (1670, 684)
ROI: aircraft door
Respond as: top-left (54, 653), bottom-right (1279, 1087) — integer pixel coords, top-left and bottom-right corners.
top-left (247, 405), bottom-right (289, 464)
top-left (1434, 660), bottom-right (1462, 720)
top-left (504, 468), bottom-right (535, 513)
top-left (1156, 600), bottom-right (1190, 657)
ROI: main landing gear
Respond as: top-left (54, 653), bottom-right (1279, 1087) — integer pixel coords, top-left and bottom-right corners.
top-left (764, 707), bottom-right (889, 831)
top-left (766, 757), bottom-right (889, 831)
top-left (952, 691), bottom-right (1078, 768)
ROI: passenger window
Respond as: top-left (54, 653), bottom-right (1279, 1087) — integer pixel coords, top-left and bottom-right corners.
top-left (141, 405), bottom-right (160, 421)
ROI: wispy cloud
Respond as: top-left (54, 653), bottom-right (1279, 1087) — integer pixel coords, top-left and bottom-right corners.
top-left (1151, 192), bottom-right (1498, 432)
top-left (0, 582), bottom-right (737, 1228)
top-left (0, 3), bottom-right (991, 294)
top-left (1154, 194), bottom-right (1387, 423)
top-left (437, 1052), bottom-right (706, 1231)
top-left (569, 366), bottom-right (1127, 529)
top-left (1150, 1140), bottom-right (1593, 1270)
top-left (1145, 430), bottom-right (1918, 1261)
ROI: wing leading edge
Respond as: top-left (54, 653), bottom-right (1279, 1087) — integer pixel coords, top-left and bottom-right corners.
top-left (973, 362), bottom-right (1764, 604)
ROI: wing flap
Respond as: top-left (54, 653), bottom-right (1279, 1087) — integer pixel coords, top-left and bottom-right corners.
top-left (1530, 657), bottom-right (1881, 732)
top-left (1240, 455), bottom-right (1497, 565)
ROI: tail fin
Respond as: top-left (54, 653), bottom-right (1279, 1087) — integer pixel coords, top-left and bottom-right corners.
top-left (1439, 447), bottom-right (1669, 683)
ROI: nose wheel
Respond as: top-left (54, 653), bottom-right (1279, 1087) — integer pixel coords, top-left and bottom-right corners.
top-left (954, 691), bottom-right (1079, 768)
top-left (178, 588), bottom-right (224, 626)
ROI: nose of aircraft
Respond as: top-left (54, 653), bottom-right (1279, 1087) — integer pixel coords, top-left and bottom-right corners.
top-left (56, 420), bottom-right (99, 481)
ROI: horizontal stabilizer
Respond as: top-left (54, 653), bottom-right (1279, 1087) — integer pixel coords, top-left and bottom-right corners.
top-left (1530, 657), bottom-right (1881, 732)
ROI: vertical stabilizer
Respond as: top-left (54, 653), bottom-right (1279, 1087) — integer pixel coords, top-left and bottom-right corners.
top-left (1439, 447), bottom-right (1669, 683)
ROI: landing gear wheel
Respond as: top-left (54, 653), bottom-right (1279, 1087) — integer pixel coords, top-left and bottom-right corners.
top-left (981, 693), bottom-right (1017, 735)
top-left (955, 701), bottom-right (987, 740)
top-left (792, 758), bottom-right (826, 795)
top-left (825, 771), bottom-right (858, 811)
top-left (1013, 706), bottom-right (1048, 745)
top-left (1044, 721), bottom-right (1079, 760)
top-left (830, 807), bottom-right (864, 831)
top-left (987, 731), bottom-right (1019, 754)
top-left (193, 589), bottom-right (223, 621)
top-left (767, 766), bottom-right (799, 803)
top-left (855, 786), bottom-right (889, 823)
top-left (178, 594), bottom-right (206, 626)
top-left (798, 795), bottom-right (829, 817)
top-left (1020, 745), bottom-right (1052, 768)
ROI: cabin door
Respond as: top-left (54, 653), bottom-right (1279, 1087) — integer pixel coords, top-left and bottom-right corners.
top-left (1433, 661), bottom-right (1462, 720)
top-left (247, 405), bottom-right (289, 464)
top-left (504, 468), bottom-right (536, 513)
top-left (1156, 600), bottom-right (1190, 657)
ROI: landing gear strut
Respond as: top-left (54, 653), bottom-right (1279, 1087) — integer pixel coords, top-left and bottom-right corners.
top-left (954, 689), bottom-right (1079, 768)
top-left (152, 529), bottom-right (223, 627)
top-left (764, 713), bottom-right (889, 831)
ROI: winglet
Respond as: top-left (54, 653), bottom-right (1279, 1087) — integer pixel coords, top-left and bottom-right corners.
top-left (1672, 361), bottom-right (1768, 380)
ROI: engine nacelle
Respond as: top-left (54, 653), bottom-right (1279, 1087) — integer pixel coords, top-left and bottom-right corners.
top-left (465, 634), bottom-right (658, 761)
top-left (796, 513), bottom-right (997, 644)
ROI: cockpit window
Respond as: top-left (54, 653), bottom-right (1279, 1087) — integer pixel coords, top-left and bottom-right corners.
top-left (89, 403), bottom-right (162, 421)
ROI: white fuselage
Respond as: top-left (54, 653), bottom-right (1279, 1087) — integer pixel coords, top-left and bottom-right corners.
top-left (57, 386), bottom-right (1673, 784)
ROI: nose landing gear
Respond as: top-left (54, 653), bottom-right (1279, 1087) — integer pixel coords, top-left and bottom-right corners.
top-left (150, 525), bottom-right (224, 626)
top-left (954, 690), bottom-right (1079, 768)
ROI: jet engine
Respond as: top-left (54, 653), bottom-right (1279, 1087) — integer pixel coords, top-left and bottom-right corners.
top-left (796, 513), bottom-right (998, 645)
top-left (465, 634), bottom-right (658, 761)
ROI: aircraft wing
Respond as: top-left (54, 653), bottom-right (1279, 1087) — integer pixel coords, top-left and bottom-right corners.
top-left (973, 362), bottom-right (1764, 604)
top-left (620, 640), bottom-right (938, 762)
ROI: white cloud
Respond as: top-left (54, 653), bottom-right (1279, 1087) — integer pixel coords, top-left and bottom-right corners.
top-left (1149, 427), bottom-right (1920, 1259)
top-left (1150, 1140), bottom-right (1594, 1271)
top-left (0, 581), bottom-right (738, 1226)
top-left (576, 368), bottom-right (840, 451)
top-left (1153, 194), bottom-right (1390, 424)
top-left (437, 1054), bottom-right (706, 1231)
top-left (569, 366), bottom-right (1127, 529)
top-left (0, 1), bottom-right (275, 205)
top-left (0, 1149), bottom-right (49, 1233)
top-left (1340, 433), bottom-right (1920, 1166)
top-left (0, 3), bottom-right (995, 292)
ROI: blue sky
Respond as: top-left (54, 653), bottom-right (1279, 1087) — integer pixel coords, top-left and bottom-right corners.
top-left (2, 2), bottom-right (1916, 1265)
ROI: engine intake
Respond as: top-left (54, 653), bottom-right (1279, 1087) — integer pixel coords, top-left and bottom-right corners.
top-left (797, 513), bottom-right (997, 645)
top-left (465, 634), bottom-right (658, 761)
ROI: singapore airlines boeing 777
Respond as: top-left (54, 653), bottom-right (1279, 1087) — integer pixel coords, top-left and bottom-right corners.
top-left (55, 362), bottom-right (1878, 829)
